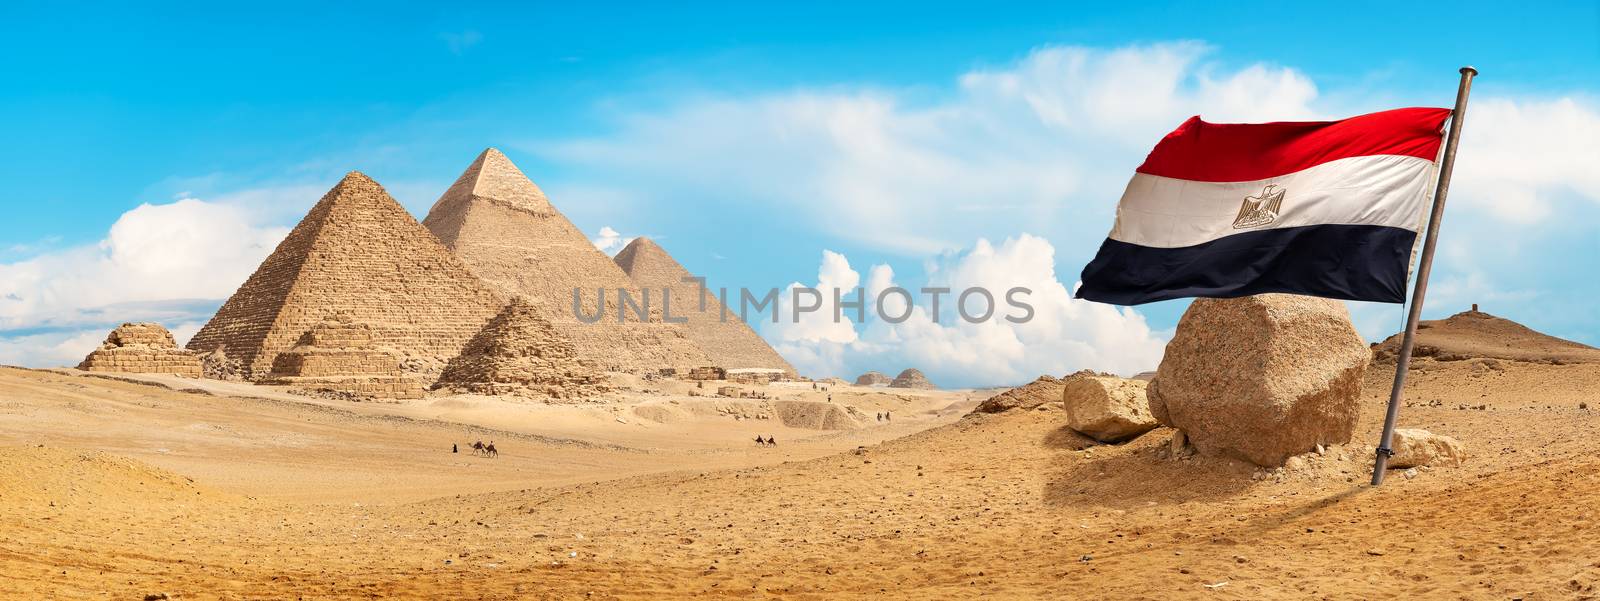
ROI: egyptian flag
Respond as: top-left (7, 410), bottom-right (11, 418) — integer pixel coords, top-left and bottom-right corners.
top-left (1076, 107), bottom-right (1451, 305)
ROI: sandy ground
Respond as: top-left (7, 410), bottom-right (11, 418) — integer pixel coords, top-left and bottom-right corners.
top-left (2, 359), bottom-right (1599, 599)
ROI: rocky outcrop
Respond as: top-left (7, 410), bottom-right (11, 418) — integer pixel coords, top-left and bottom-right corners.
top-left (854, 371), bottom-right (892, 386)
top-left (973, 375), bottom-right (1062, 414)
top-left (77, 323), bottom-right (201, 376)
top-left (1148, 294), bottom-right (1369, 467)
top-left (1063, 376), bottom-right (1156, 443)
top-left (1388, 429), bottom-right (1466, 468)
top-left (890, 368), bottom-right (935, 389)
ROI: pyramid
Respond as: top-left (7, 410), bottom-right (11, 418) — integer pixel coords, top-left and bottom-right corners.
top-left (434, 297), bottom-right (608, 399)
top-left (890, 368), bottom-right (936, 389)
top-left (421, 148), bottom-right (711, 372)
top-left (613, 237), bottom-right (795, 374)
top-left (187, 172), bottom-right (507, 379)
top-left (78, 323), bottom-right (202, 376)
top-left (260, 316), bottom-right (425, 399)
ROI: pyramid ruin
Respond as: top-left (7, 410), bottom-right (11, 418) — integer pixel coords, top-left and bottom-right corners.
top-left (77, 323), bottom-right (202, 375)
top-left (260, 316), bottom-right (424, 399)
top-left (854, 371), bottom-right (891, 386)
top-left (613, 237), bottom-right (795, 375)
top-left (186, 172), bottom-right (507, 380)
top-left (434, 297), bottom-right (608, 399)
top-left (421, 148), bottom-right (711, 373)
top-left (890, 368), bottom-right (936, 389)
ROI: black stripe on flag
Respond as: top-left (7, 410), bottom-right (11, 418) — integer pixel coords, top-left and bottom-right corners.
top-left (1076, 224), bottom-right (1416, 305)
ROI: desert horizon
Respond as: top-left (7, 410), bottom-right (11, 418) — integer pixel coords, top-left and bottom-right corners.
top-left (4, 4), bottom-right (1599, 599)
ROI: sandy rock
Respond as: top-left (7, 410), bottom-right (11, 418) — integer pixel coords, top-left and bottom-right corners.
top-left (1062, 376), bottom-right (1156, 443)
top-left (854, 371), bottom-right (892, 386)
top-left (890, 368), bottom-right (935, 389)
top-left (973, 375), bottom-right (1061, 414)
top-left (1388, 429), bottom-right (1466, 468)
top-left (1148, 294), bottom-right (1369, 467)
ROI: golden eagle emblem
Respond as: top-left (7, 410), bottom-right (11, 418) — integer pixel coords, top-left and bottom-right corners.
top-left (1232, 184), bottom-right (1286, 229)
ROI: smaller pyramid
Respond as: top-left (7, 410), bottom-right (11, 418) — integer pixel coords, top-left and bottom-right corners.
top-left (78, 323), bottom-right (201, 375)
top-left (435, 297), bottom-right (609, 399)
top-left (890, 368), bottom-right (935, 389)
top-left (854, 371), bottom-right (891, 386)
top-left (613, 237), bottom-right (795, 375)
top-left (260, 316), bottom-right (425, 399)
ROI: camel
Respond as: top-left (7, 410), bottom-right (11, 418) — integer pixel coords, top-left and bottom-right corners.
top-left (471, 441), bottom-right (486, 456)
top-left (755, 435), bottom-right (766, 446)
top-left (484, 442), bottom-right (498, 458)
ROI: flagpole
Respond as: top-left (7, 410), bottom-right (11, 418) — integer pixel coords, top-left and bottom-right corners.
top-left (1371, 66), bottom-right (1477, 485)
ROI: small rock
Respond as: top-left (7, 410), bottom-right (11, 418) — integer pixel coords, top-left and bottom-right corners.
top-left (143, 595), bottom-right (169, 601)
top-left (1389, 429), bottom-right (1466, 468)
top-left (1403, 468), bottom-right (1418, 479)
top-left (1079, 554), bottom-right (1093, 562)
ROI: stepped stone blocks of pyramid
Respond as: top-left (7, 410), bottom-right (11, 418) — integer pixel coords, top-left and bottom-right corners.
top-left (77, 323), bottom-right (202, 375)
top-left (615, 237), bottom-right (796, 375)
top-left (422, 148), bottom-right (713, 373)
top-left (434, 297), bottom-right (609, 399)
top-left (186, 172), bottom-right (507, 380)
top-left (260, 317), bottom-right (424, 399)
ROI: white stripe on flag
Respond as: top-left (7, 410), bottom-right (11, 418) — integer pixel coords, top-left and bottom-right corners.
top-left (1109, 154), bottom-right (1435, 249)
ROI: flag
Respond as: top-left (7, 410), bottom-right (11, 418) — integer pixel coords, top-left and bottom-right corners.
top-left (1076, 107), bottom-right (1452, 305)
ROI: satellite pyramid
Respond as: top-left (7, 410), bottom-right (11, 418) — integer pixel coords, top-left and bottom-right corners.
top-left (613, 237), bottom-right (795, 374)
top-left (187, 172), bottom-right (507, 379)
top-left (421, 148), bottom-right (711, 372)
top-left (435, 297), bottom-right (609, 399)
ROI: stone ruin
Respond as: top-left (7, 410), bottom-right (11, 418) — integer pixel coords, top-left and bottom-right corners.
top-left (684, 366), bottom-right (727, 381)
top-left (259, 316), bottom-right (424, 399)
top-left (727, 368), bottom-right (786, 384)
top-left (854, 371), bottom-right (891, 386)
top-left (77, 323), bottom-right (202, 376)
top-left (433, 297), bottom-right (608, 399)
top-left (890, 368), bottom-right (935, 389)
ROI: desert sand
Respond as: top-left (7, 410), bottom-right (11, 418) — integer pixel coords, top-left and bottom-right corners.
top-left (4, 318), bottom-right (1600, 599)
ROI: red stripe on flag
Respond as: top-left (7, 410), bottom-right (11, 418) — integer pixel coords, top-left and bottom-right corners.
top-left (1135, 107), bottom-right (1451, 182)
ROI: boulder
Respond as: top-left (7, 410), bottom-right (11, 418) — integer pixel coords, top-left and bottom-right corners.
top-left (1148, 294), bottom-right (1369, 467)
top-left (1063, 376), bottom-right (1157, 442)
top-left (1388, 429), bottom-right (1466, 468)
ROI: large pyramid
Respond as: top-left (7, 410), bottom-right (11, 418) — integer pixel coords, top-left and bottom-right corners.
top-left (421, 148), bottom-right (711, 372)
top-left (613, 237), bottom-right (795, 374)
top-left (187, 172), bottom-right (507, 379)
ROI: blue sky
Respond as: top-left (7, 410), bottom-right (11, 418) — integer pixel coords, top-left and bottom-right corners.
top-left (2, 2), bottom-right (1597, 385)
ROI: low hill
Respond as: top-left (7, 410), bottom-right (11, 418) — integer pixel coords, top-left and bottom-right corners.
top-left (1373, 309), bottom-right (1600, 364)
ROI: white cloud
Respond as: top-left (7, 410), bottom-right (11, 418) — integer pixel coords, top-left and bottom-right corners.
top-left (1451, 97), bottom-right (1600, 223)
top-left (0, 199), bottom-right (287, 366)
top-left (542, 42), bottom-right (1320, 255)
top-left (767, 235), bottom-right (1167, 387)
top-left (590, 226), bottom-right (636, 256)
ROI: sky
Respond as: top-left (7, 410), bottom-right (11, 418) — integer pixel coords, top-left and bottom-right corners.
top-left (1, 1), bottom-right (1597, 386)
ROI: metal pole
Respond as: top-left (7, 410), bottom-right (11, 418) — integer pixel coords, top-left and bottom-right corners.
top-left (1371, 66), bottom-right (1477, 485)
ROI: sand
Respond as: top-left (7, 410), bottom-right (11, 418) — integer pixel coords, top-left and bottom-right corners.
top-left (2, 354), bottom-right (1599, 598)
